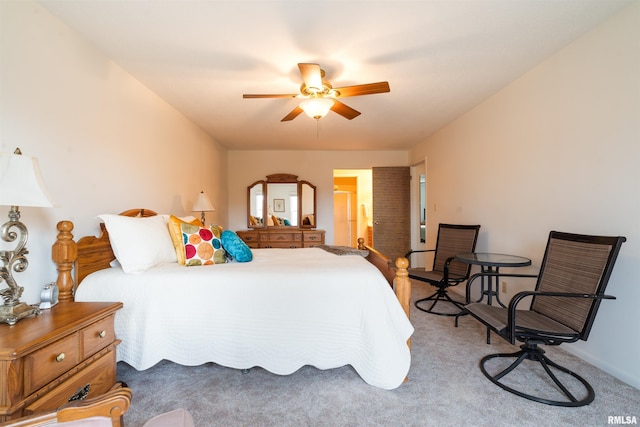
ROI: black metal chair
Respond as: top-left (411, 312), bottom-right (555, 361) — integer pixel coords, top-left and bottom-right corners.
top-left (407, 224), bottom-right (480, 316)
top-left (465, 231), bottom-right (626, 406)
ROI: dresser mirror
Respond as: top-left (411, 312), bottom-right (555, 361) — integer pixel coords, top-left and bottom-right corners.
top-left (300, 181), bottom-right (316, 227)
top-left (247, 180), bottom-right (266, 227)
top-left (247, 174), bottom-right (316, 229)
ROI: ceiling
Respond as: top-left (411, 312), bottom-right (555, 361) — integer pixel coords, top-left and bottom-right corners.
top-left (39, 0), bottom-right (631, 151)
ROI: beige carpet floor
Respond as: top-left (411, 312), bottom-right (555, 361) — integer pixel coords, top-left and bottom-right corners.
top-left (117, 280), bottom-right (640, 426)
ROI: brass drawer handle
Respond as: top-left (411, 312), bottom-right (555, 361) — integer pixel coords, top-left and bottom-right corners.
top-left (55, 353), bottom-right (65, 363)
top-left (98, 330), bottom-right (107, 338)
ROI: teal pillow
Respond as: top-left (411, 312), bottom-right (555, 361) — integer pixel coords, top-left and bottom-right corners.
top-left (221, 230), bottom-right (253, 262)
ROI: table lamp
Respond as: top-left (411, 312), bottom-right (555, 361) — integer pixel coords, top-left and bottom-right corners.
top-left (0, 148), bottom-right (55, 325)
top-left (192, 191), bottom-right (214, 224)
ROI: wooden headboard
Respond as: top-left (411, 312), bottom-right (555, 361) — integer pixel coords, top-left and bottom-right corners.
top-left (52, 209), bottom-right (157, 301)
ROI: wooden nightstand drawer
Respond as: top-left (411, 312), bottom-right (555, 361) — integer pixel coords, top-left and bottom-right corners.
top-left (25, 349), bottom-right (117, 415)
top-left (24, 333), bottom-right (80, 395)
top-left (81, 314), bottom-right (115, 359)
top-left (0, 302), bottom-right (122, 422)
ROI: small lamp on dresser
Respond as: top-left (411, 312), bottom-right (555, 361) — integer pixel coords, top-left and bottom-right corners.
top-left (0, 148), bottom-right (55, 325)
top-left (192, 190), bottom-right (215, 224)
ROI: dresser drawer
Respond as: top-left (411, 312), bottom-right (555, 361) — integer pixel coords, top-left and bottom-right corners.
top-left (81, 314), bottom-right (115, 359)
top-left (24, 333), bottom-right (79, 395)
top-left (237, 232), bottom-right (260, 243)
top-left (24, 349), bottom-right (117, 415)
top-left (235, 229), bottom-right (325, 250)
top-left (303, 232), bottom-right (324, 243)
top-left (263, 242), bottom-right (303, 248)
top-left (262, 232), bottom-right (302, 242)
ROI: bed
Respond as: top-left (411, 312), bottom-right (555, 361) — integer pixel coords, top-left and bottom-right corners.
top-left (51, 209), bottom-right (413, 390)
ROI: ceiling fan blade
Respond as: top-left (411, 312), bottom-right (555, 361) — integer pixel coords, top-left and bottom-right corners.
top-left (330, 100), bottom-right (361, 120)
top-left (298, 63), bottom-right (323, 92)
top-left (333, 82), bottom-right (390, 97)
top-left (281, 106), bottom-right (304, 122)
top-left (243, 94), bottom-right (297, 99)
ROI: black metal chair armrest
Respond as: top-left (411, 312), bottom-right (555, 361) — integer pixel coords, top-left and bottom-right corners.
top-left (505, 291), bottom-right (616, 343)
top-left (404, 248), bottom-right (435, 259)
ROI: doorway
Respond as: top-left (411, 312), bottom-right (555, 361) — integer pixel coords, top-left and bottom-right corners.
top-left (333, 168), bottom-right (411, 258)
top-left (333, 191), bottom-right (352, 246)
top-left (333, 170), bottom-right (372, 248)
top-left (333, 176), bottom-right (358, 247)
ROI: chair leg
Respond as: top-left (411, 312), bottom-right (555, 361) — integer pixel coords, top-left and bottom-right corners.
top-left (454, 309), bottom-right (469, 327)
top-left (479, 343), bottom-right (595, 407)
top-left (414, 288), bottom-right (465, 316)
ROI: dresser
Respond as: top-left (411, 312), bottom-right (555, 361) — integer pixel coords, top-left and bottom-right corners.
top-left (237, 228), bottom-right (325, 248)
top-left (0, 302), bottom-right (122, 422)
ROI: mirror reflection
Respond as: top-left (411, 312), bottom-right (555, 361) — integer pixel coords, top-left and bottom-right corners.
top-left (267, 183), bottom-right (297, 226)
top-left (248, 181), bottom-right (265, 228)
top-left (300, 181), bottom-right (316, 227)
top-left (247, 174), bottom-right (316, 229)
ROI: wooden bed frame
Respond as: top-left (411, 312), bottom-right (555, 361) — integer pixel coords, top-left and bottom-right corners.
top-left (52, 209), bottom-right (411, 345)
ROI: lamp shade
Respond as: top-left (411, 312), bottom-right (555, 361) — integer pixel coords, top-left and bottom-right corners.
top-left (192, 191), bottom-right (214, 212)
top-left (0, 150), bottom-right (55, 208)
top-left (300, 97), bottom-right (334, 119)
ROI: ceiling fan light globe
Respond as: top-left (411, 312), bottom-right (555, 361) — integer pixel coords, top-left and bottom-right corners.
top-left (300, 98), bottom-right (334, 120)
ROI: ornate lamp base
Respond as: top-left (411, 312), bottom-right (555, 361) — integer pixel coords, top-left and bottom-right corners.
top-left (0, 302), bottom-right (41, 325)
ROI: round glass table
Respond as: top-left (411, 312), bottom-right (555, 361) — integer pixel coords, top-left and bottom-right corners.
top-left (455, 252), bottom-right (531, 306)
top-left (455, 252), bottom-right (532, 343)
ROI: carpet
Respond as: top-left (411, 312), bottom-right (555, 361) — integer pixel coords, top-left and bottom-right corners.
top-left (118, 280), bottom-right (639, 426)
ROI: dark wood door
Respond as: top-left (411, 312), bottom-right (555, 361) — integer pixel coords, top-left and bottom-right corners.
top-left (372, 167), bottom-right (411, 262)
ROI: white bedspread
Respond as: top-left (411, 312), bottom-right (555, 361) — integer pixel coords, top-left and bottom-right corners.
top-left (75, 248), bottom-right (413, 389)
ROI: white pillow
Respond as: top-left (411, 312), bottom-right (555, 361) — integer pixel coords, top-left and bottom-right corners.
top-left (98, 214), bottom-right (177, 273)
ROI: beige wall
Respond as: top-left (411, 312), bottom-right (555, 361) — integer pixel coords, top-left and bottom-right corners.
top-left (1, 1), bottom-right (228, 304)
top-left (227, 151), bottom-right (408, 244)
top-left (410, 2), bottom-right (640, 388)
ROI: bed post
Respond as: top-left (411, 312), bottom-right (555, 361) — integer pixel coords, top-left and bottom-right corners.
top-left (393, 257), bottom-right (411, 349)
top-left (358, 238), bottom-right (411, 346)
top-left (52, 220), bottom-right (77, 302)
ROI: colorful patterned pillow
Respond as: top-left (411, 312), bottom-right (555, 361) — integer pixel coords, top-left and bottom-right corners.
top-left (221, 230), bottom-right (253, 262)
top-left (168, 215), bottom-right (203, 265)
top-left (181, 223), bottom-right (226, 266)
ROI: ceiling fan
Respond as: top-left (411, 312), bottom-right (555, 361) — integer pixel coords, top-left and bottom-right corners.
top-left (243, 63), bottom-right (390, 121)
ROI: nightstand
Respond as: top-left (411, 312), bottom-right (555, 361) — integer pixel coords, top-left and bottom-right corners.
top-left (0, 301), bottom-right (122, 422)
